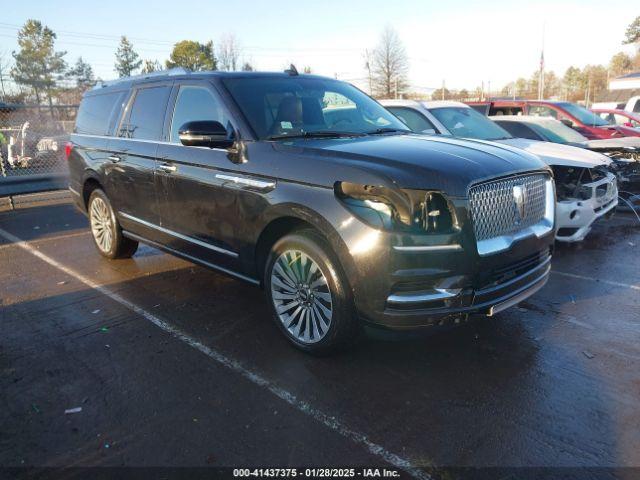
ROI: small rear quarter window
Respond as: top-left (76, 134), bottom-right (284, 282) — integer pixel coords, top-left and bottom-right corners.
top-left (75, 92), bottom-right (124, 135)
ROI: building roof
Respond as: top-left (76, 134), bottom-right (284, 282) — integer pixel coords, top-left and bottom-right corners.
top-left (615, 71), bottom-right (640, 80)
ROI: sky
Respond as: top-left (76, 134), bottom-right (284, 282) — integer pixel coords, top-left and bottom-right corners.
top-left (0, 0), bottom-right (637, 94)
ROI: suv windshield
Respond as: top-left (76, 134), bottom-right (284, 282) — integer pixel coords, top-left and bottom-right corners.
top-left (221, 76), bottom-right (410, 140)
top-left (557, 102), bottom-right (609, 127)
top-left (529, 119), bottom-right (588, 144)
top-left (428, 106), bottom-right (513, 141)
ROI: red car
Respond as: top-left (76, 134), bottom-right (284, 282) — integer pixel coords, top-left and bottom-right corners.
top-left (467, 100), bottom-right (640, 139)
top-left (592, 108), bottom-right (640, 130)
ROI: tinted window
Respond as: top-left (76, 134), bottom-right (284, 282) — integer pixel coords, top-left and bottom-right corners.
top-left (429, 107), bottom-right (512, 140)
top-left (76, 92), bottom-right (123, 135)
top-left (469, 104), bottom-right (488, 115)
top-left (221, 77), bottom-right (409, 140)
top-left (387, 107), bottom-right (437, 133)
top-left (494, 121), bottom-right (541, 140)
top-left (170, 86), bottom-right (230, 143)
top-left (120, 86), bottom-right (171, 140)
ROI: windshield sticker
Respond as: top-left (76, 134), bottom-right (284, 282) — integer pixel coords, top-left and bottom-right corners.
top-left (280, 121), bottom-right (293, 129)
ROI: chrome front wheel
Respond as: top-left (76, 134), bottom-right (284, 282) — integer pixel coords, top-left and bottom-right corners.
top-left (270, 249), bottom-right (333, 344)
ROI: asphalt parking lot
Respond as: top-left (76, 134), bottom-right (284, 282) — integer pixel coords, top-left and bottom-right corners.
top-left (1, 199), bottom-right (639, 479)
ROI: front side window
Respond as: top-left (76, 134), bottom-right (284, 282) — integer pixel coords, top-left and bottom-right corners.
top-left (221, 76), bottom-right (409, 139)
top-left (494, 121), bottom-right (541, 141)
top-left (170, 85), bottom-right (230, 143)
top-left (530, 119), bottom-right (589, 144)
top-left (120, 86), bottom-right (171, 140)
top-left (428, 107), bottom-right (512, 141)
top-left (387, 107), bottom-right (437, 134)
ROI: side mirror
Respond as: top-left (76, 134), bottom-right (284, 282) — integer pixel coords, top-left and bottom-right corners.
top-left (178, 121), bottom-right (234, 149)
top-left (421, 128), bottom-right (436, 135)
top-left (560, 118), bottom-right (574, 128)
top-left (624, 121), bottom-right (633, 128)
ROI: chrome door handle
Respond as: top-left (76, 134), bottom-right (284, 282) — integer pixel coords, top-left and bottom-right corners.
top-left (108, 155), bottom-right (121, 163)
top-left (158, 163), bottom-right (177, 173)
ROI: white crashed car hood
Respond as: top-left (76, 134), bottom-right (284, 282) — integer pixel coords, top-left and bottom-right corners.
top-left (582, 137), bottom-right (640, 149)
top-left (496, 138), bottom-right (611, 168)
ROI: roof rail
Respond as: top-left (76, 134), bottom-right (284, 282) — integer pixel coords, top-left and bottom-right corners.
top-left (93, 67), bottom-right (191, 89)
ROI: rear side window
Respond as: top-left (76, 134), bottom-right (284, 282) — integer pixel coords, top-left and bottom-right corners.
top-left (76, 92), bottom-right (123, 135)
top-left (120, 86), bottom-right (171, 140)
top-left (170, 86), bottom-right (230, 143)
top-left (387, 107), bottom-right (437, 133)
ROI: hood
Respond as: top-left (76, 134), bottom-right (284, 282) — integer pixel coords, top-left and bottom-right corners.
top-left (581, 137), bottom-right (640, 150)
top-left (496, 138), bottom-right (611, 168)
top-left (273, 134), bottom-right (548, 197)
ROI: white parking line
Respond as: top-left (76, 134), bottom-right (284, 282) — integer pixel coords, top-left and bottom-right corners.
top-left (0, 226), bottom-right (431, 480)
top-left (552, 270), bottom-right (640, 292)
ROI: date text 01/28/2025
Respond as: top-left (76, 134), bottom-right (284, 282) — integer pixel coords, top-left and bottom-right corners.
top-left (232, 468), bottom-right (401, 477)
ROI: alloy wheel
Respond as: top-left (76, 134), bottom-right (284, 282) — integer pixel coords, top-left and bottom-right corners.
top-left (89, 197), bottom-right (114, 253)
top-left (270, 249), bottom-right (333, 344)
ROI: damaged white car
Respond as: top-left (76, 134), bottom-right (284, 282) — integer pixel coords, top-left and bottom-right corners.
top-left (381, 100), bottom-right (618, 242)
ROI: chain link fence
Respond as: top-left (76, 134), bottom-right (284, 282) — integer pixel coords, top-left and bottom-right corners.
top-left (0, 104), bottom-right (77, 196)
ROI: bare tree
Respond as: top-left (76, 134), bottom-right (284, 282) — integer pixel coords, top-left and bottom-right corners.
top-left (371, 26), bottom-right (409, 98)
top-left (217, 33), bottom-right (241, 71)
top-left (0, 50), bottom-right (11, 99)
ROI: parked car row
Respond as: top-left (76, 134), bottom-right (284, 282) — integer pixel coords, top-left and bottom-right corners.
top-left (448, 99), bottom-right (640, 212)
top-left (381, 100), bottom-right (619, 242)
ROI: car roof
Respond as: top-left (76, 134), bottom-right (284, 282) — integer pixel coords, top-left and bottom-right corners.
top-left (421, 100), bottom-right (469, 109)
top-left (86, 69), bottom-right (337, 96)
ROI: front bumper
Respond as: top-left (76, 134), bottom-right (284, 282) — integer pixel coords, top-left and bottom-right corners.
top-left (555, 173), bottom-right (618, 243)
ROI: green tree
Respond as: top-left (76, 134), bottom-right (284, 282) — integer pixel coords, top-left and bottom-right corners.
top-left (114, 36), bottom-right (142, 77)
top-left (166, 40), bottom-right (216, 71)
top-left (141, 59), bottom-right (162, 74)
top-left (11, 19), bottom-right (67, 106)
top-left (563, 66), bottom-right (584, 100)
top-left (241, 61), bottom-right (254, 71)
top-left (68, 57), bottom-right (95, 89)
top-left (582, 64), bottom-right (609, 102)
top-left (624, 16), bottom-right (640, 45)
top-left (609, 52), bottom-right (633, 77)
top-left (430, 87), bottom-right (450, 100)
top-left (514, 78), bottom-right (528, 97)
top-left (458, 88), bottom-right (469, 100)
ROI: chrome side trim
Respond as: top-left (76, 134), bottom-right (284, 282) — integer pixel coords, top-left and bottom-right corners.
top-left (72, 133), bottom-right (227, 152)
top-left (215, 173), bottom-right (276, 190)
top-left (487, 266), bottom-right (550, 316)
top-left (68, 187), bottom-right (80, 197)
top-left (387, 288), bottom-right (462, 306)
top-left (119, 212), bottom-right (238, 258)
top-left (122, 230), bottom-right (258, 285)
top-left (393, 244), bottom-right (462, 252)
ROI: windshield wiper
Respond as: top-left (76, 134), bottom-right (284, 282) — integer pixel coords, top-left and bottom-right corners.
top-left (366, 127), bottom-right (412, 135)
top-left (267, 131), bottom-right (366, 140)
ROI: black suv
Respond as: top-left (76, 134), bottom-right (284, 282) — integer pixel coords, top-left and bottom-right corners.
top-left (68, 69), bottom-right (556, 353)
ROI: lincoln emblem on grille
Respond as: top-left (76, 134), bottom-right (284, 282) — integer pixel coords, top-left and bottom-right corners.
top-left (512, 184), bottom-right (526, 224)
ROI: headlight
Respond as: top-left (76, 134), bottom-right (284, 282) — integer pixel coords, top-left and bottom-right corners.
top-left (335, 182), bottom-right (459, 234)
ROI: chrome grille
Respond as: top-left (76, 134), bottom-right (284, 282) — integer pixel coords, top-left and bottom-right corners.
top-left (469, 173), bottom-right (549, 242)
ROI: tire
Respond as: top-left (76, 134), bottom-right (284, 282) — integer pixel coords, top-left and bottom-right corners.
top-left (264, 229), bottom-right (359, 354)
top-left (87, 189), bottom-right (138, 259)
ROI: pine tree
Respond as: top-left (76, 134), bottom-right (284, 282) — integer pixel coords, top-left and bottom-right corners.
top-left (114, 36), bottom-right (142, 78)
top-left (11, 19), bottom-right (66, 106)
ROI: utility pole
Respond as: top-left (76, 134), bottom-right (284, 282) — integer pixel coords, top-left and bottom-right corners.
top-left (364, 49), bottom-right (373, 95)
top-left (538, 22), bottom-right (546, 100)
